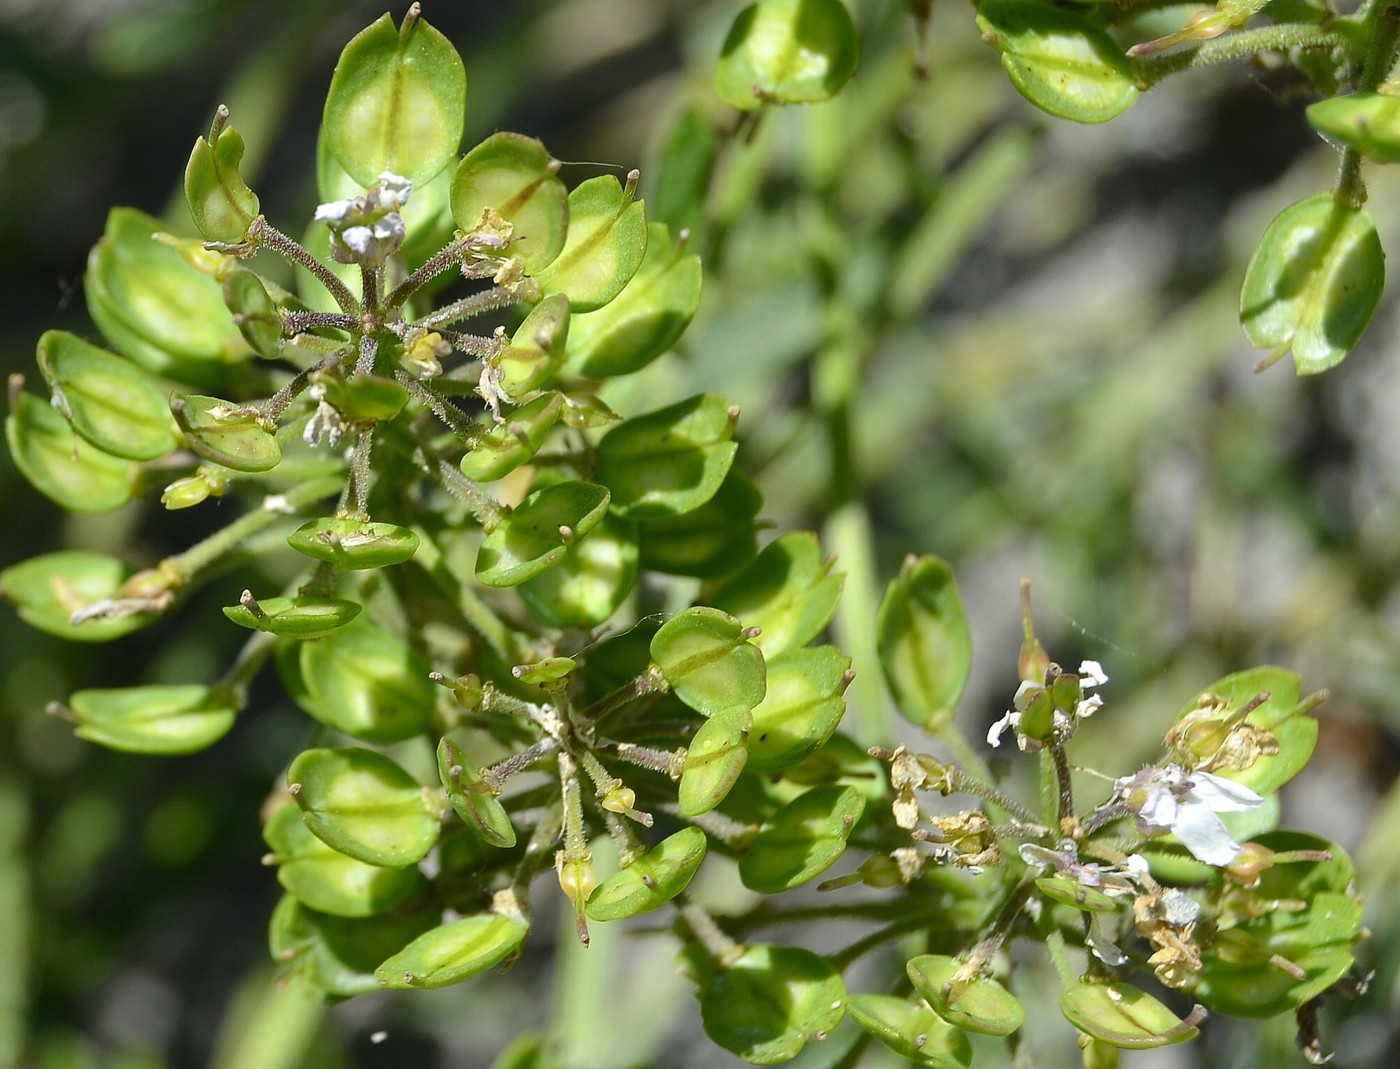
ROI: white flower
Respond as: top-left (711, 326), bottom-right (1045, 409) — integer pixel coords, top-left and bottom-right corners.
top-left (314, 173), bottom-right (412, 265)
top-left (1115, 764), bottom-right (1263, 866)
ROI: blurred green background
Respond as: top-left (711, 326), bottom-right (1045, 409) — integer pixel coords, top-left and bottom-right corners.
top-left (3, 0), bottom-right (1400, 1066)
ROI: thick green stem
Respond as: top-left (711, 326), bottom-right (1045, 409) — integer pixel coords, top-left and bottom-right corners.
top-left (1336, 2), bottom-right (1400, 205)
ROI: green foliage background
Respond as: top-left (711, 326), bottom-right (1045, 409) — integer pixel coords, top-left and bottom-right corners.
top-left (3, 0), bottom-right (1400, 1067)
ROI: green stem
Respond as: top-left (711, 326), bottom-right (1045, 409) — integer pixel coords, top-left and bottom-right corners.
top-left (1049, 740), bottom-right (1074, 827)
top-left (165, 475), bottom-right (344, 582)
top-left (1132, 25), bottom-right (1348, 87)
top-left (417, 287), bottom-right (517, 331)
top-left (584, 667), bottom-right (671, 725)
top-left (250, 219), bottom-right (361, 315)
top-left (1044, 929), bottom-right (1079, 989)
top-left (969, 876), bottom-right (1038, 964)
top-left (1336, 2), bottom-right (1400, 205)
top-left (429, 451), bottom-right (503, 527)
top-left (677, 899), bottom-right (744, 969)
top-left (216, 628), bottom-right (278, 706)
top-left (0, 781), bottom-right (28, 1068)
top-left (831, 914), bottom-right (940, 970)
top-left (386, 235), bottom-right (471, 311)
top-left (395, 370), bottom-right (480, 443)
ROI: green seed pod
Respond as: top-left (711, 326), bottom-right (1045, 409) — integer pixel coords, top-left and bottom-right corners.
top-left (679, 706), bottom-right (753, 816)
top-left (651, 107), bottom-right (718, 238)
top-left (36, 331), bottom-right (176, 461)
top-left (496, 293), bottom-right (570, 399)
top-left (710, 532), bottom-right (842, 657)
top-left (375, 907), bottom-right (531, 989)
top-left (558, 391), bottom-right (620, 430)
top-left (222, 269), bottom-right (283, 359)
top-left (562, 221), bottom-right (702, 378)
top-left (0, 550), bottom-right (159, 642)
top-left (263, 804), bottom-right (425, 918)
top-left (85, 208), bottom-right (249, 388)
top-left (596, 393), bottom-right (738, 520)
top-left (460, 392), bottom-right (563, 483)
top-left (1196, 892), bottom-right (1361, 1017)
top-left (518, 512), bottom-right (639, 629)
top-left (170, 394), bottom-right (281, 472)
top-left (1059, 982), bottom-right (1200, 1049)
top-left (1034, 876), bottom-right (1120, 913)
top-left (1241, 193), bottom-right (1383, 374)
top-left (738, 784), bottom-right (865, 893)
top-left (651, 606), bottom-right (766, 716)
top-left (585, 826), bottom-right (708, 921)
top-left (287, 747), bottom-right (439, 868)
top-left (1169, 667), bottom-right (1319, 795)
top-left (287, 518), bottom-right (420, 570)
top-left (67, 683), bottom-right (238, 755)
top-left (295, 617), bottom-right (434, 743)
top-left (1194, 831), bottom-right (1362, 1017)
top-left (269, 894), bottom-right (436, 999)
top-left (699, 944), bottom-right (847, 1064)
top-left (185, 106), bottom-right (261, 243)
top-left (714, 0), bottom-right (859, 111)
top-left (438, 735), bottom-right (517, 848)
top-left (636, 468), bottom-right (762, 578)
top-left (322, 8), bottom-right (466, 186)
top-left (535, 174), bottom-right (648, 313)
top-left (876, 555), bottom-right (972, 731)
top-left (475, 480), bottom-right (611, 587)
top-left (6, 389), bottom-right (134, 513)
top-left (746, 645), bottom-right (851, 772)
top-left (907, 954), bottom-right (1024, 1036)
top-left (845, 993), bottom-right (973, 1069)
top-left (222, 594), bottom-right (362, 640)
top-left (1307, 92), bottom-right (1400, 163)
top-left (975, 2), bottom-right (1137, 123)
top-left (451, 132), bottom-right (568, 273)
top-left (317, 373), bottom-right (411, 424)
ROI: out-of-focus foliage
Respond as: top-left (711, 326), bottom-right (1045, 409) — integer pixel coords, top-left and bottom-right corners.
top-left (2, 2), bottom-right (1400, 1069)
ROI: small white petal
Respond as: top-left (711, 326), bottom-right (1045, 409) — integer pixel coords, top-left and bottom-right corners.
top-left (1124, 854), bottom-right (1150, 877)
top-left (1075, 694), bottom-right (1103, 719)
top-left (1018, 843), bottom-right (1062, 868)
top-left (376, 171), bottom-right (413, 209)
top-left (1078, 660), bottom-right (1108, 688)
top-left (1187, 771), bottom-right (1264, 813)
top-left (1087, 913), bottom-right (1127, 965)
top-left (314, 198), bottom-right (358, 223)
top-left (987, 711), bottom-right (1019, 747)
top-left (1172, 797), bottom-right (1242, 865)
top-left (1137, 785), bottom-right (1178, 830)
